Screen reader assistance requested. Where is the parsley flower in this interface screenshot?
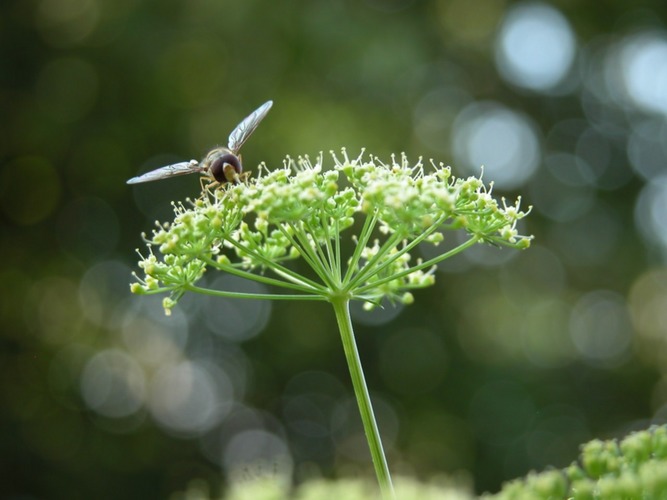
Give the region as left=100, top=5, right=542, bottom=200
left=131, top=149, right=532, bottom=498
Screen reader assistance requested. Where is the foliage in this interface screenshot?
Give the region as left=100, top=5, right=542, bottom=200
left=171, top=426, right=667, bottom=500
left=486, top=426, right=667, bottom=500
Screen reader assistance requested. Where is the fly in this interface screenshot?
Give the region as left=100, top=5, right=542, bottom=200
left=127, top=100, right=273, bottom=186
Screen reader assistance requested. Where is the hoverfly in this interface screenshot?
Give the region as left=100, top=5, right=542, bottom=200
left=127, top=100, right=273, bottom=186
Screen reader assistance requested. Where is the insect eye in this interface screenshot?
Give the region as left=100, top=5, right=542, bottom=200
left=210, top=154, right=242, bottom=183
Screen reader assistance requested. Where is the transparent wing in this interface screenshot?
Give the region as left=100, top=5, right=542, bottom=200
left=126, top=160, right=205, bottom=184
left=227, top=100, right=273, bottom=153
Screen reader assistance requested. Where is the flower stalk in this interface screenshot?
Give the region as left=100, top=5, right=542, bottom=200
left=130, top=150, right=532, bottom=496
left=331, top=296, right=394, bottom=499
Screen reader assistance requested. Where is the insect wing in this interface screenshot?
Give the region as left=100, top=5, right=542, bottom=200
left=127, top=160, right=204, bottom=184
left=227, top=100, right=273, bottom=153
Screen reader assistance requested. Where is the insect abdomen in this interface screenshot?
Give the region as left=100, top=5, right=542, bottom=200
left=210, top=154, right=242, bottom=183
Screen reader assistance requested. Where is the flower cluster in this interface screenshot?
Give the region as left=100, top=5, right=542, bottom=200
left=487, top=426, right=667, bottom=499
left=132, top=150, right=532, bottom=313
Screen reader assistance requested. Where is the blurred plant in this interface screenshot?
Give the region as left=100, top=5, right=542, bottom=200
left=484, top=425, right=667, bottom=499
left=170, top=425, right=667, bottom=499
left=131, top=149, right=532, bottom=498
left=172, top=475, right=475, bottom=500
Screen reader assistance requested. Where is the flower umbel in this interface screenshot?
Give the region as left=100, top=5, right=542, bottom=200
left=132, top=150, right=532, bottom=311
left=131, top=149, right=532, bottom=498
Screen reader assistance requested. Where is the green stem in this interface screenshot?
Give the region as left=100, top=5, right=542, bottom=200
left=304, top=219, right=337, bottom=280
left=334, top=217, right=344, bottom=280
left=354, top=235, right=479, bottom=295
left=220, top=236, right=325, bottom=291
left=347, top=212, right=451, bottom=290
left=343, top=211, right=379, bottom=285
left=330, top=297, right=395, bottom=499
left=282, top=223, right=337, bottom=289
left=184, top=283, right=327, bottom=301
left=346, top=230, right=404, bottom=290
left=316, top=213, right=341, bottom=284
left=200, top=255, right=326, bottom=294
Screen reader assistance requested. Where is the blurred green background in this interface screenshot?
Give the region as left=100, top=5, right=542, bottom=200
left=3, top=0, right=667, bottom=498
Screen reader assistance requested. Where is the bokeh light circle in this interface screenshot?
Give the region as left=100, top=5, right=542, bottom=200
left=495, top=2, right=576, bottom=92
left=203, top=275, right=271, bottom=342
left=635, top=175, right=667, bottom=251
left=80, top=349, right=146, bottom=418
left=619, top=32, right=667, bottom=116
left=627, top=118, right=667, bottom=182
left=452, top=102, right=541, bottom=189
left=148, top=360, right=234, bottom=436
left=223, top=430, right=292, bottom=474
left=569, top=290, right=632, bottom=366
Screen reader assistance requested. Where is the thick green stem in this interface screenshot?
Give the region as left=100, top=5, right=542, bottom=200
left=330, top=297, right=395, bottom=499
